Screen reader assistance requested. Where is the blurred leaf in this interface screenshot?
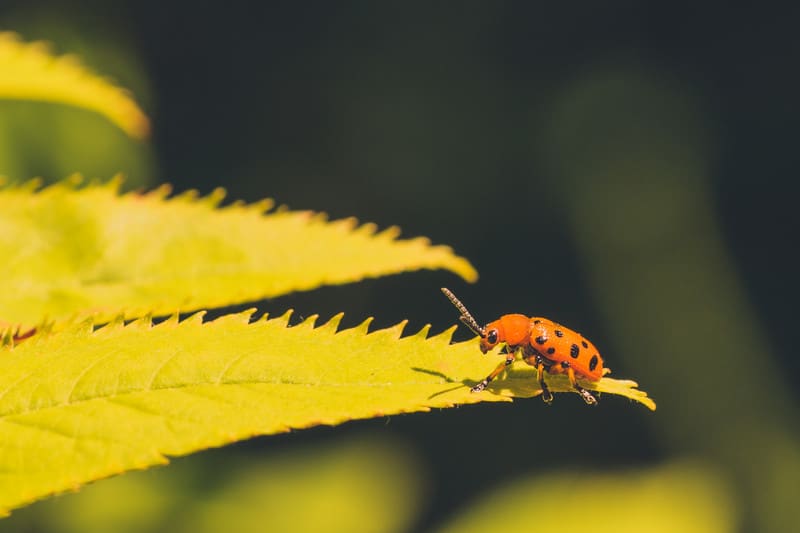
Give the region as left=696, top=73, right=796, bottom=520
left=0, top=309, right=653, bottom=515
left=0, top=100, right=155, bottom=188
left=0, top=436, right=421, bottom=533
left=0, top=178, right=477, bottom=328
left=538, top=69, right=800, bottom=532
left=435, top=462, right=737, bottom=533
left=0, top=32, right=149, bottom=139
left=3, top=466, right=180, bottom=533
left=177, top=438, right=421, bottom=533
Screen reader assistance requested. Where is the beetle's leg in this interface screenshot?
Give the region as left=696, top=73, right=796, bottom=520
left=564, top=363, right=597, bottom=405
left=471, top=349, right=515, bottom=392
left=535, top=356, right=553, bottom=404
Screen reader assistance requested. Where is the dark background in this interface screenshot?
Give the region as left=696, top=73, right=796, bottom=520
left=1, top=2, right=798, bottom=532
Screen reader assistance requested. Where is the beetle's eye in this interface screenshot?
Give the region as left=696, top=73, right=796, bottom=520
left=487, top=330, right=498, bottom=345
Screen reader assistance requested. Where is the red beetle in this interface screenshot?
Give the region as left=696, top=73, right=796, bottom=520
left=442, top=288, right=607, bottom=405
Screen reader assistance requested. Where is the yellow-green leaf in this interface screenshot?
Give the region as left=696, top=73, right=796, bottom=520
left=0, top=311, right=654, bottom=515
left=3, top=436, right=423, bottom=533
left=434, top=462, right=735, bottom=533
left=176, top=437, right=423, bottom=533
left=0, top=32, right=149, bottom=139
left=0, top=179, right=477, bottom=328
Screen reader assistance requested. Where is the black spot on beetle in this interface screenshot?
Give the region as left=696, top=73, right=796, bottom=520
left=554, top=329, right=564, bottom=338
left=547, top=347, right=556, bottom=355
left=589, top=355, right=599, bottom=371
left=560, top=361, right=570, bottom=368
left=581, top=340, right=588, bottom=349
left=570, top=344, right=580, bottom=358
left=535, top=335, right=547, bottom=345
left=533, top=319, right=541, bottom=324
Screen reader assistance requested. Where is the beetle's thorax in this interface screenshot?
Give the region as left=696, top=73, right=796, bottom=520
left=498, top=314, right=532, bottom=346
left=481, top=314, right=531, bottom=353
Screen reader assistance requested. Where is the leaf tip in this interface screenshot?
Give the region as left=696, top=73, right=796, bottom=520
left=273, top=309, right=294, bottom=328
left=150, top=183, right=173, bottom=199
left=130, top=313, right=154, bottom=329
left=356, top=221, right=379, bottom=236
left=588, top=376, right=657, bottom=411
left=297, top=314, right=320, bottom=329
left=103, top=313, right=127, bottom=330
left=444, top=252, right=479, bottom=283
left=430, top=324, right=459, bottom=344
left=380, top=319, right=408, bottom=339
left=184, top=310, right=208, bottom=324
left=320, top=312, right=345, bottom=332
left=21, top=177, right=44, bottom=192
left=251, top=198, right=275, bottom=213
left=412, top=323, right=432, bottom=338
left=65, top=173, right=84, bottom=188
left=377, top=225, right=402, bottom=240
left=354, top=316, right=374, bottom=333
left=175, top=188, right=199, bottom=202
left=157, top=312, right=181, bottom=327
left=205, top=187, right=227, bottom=207
left=211, top=309, right=257, bottom=325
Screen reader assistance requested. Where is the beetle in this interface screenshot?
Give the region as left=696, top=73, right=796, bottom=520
left=441, top=287, right=607, bottom=405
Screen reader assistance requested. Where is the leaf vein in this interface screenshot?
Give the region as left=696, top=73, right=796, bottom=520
left=215, top=352, right=250, bottom=384
left=66, top=350, right=119, bottom=404
left=0, top=379, right=416, bottom=419
left=145, top=350, right=182, bottom=392
left=0, top=370, right=36, bottom=405
left=3, top=417, right=82, bottom=442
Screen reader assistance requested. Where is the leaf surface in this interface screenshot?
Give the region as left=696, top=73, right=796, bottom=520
left=0, top=179, right=476, bottom=327
left=0, top=311, right=654, bottom=515
left=0, top=32, right=149, bottom=139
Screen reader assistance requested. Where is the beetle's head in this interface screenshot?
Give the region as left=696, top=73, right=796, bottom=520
left=479, top=321, right=503, bottom=354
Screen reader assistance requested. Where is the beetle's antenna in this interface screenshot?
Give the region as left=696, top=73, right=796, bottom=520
left=441, top=288, right=486, bottom=337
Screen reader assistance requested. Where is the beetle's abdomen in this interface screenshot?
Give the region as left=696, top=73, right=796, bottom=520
left=527, top=317, right=604, bottom=381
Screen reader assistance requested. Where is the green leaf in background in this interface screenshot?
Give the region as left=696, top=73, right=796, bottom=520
left=435, top=462, right=737, bottom=533
left=0, top=32, right=149, bottom=139
left=179, top=438, right=422, bottom=533
left=0, top=309, right=653, bottom=515
left=0, top=178, right=476, bottom=328
left=0, top=436, right=422, bottom=533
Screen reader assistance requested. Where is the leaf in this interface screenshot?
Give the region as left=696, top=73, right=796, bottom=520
left=434, top=462, right=735, bottom=533
left=0, top=32, right=149, bottom=139
left=2, top=436, right=423, bottom=533
left=178, top=437, right=423, bottom=533
left=0, top=311, right=654, bottom=515
left=0, top=178, right=477, bottom=328
left=489, top=363, right=657, bottom=411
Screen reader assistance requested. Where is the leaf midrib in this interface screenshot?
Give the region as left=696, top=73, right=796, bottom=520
left=0, top=375, right=460, bottom=419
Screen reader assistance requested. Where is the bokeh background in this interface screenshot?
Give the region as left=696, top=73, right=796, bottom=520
left=1, top=2, right=798, bottom=532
